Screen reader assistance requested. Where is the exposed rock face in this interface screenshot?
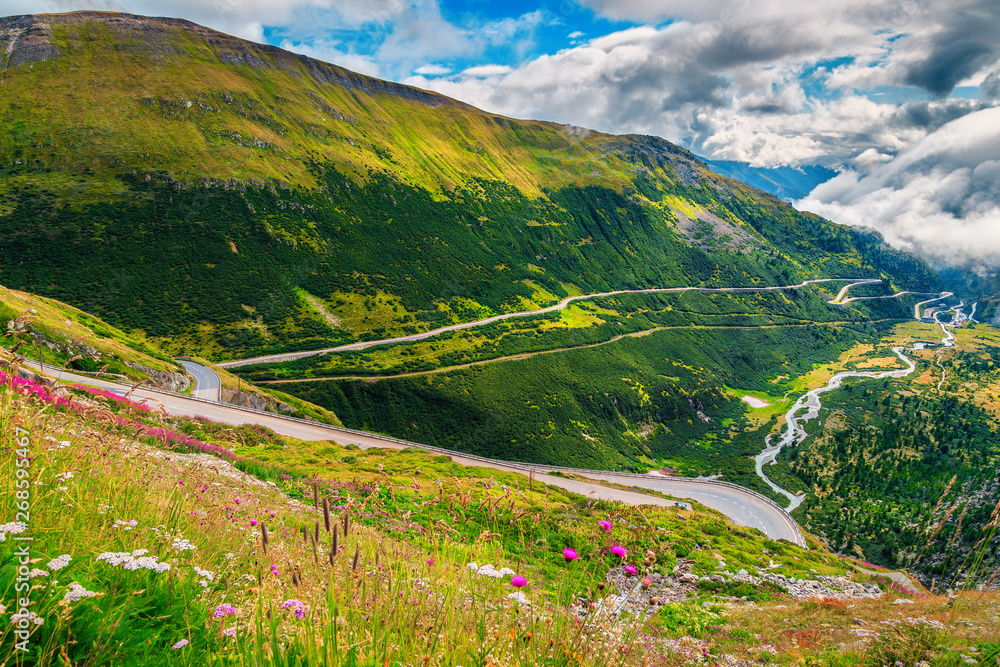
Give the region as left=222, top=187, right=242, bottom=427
left=221, top=388, right=293, bottom=414
left=125, top=362, right=191, bottom=393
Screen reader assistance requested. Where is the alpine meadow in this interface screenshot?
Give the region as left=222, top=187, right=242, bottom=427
left=1, top=10, right=999, bottom=667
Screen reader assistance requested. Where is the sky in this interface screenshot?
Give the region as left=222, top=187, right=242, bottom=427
left=6, top=0, right=1000, bottom=271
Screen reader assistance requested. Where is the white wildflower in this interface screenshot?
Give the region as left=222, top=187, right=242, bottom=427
left=10, top=611, right=44, bottom=626
left=97, top=551, right=170, bottom=573
left=26, top=569, right=48, bottom=579
left=64, top=583, right=97, bottom=602
left=171, top=538, right=196, bottom=551
left=47, top=555, right=72, bottom=571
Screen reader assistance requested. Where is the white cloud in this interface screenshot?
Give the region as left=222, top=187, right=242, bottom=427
left=460, top=64, right=513, bottom=78
left=798, top=106, right=1000, bottom=270
left=414, top=64, right=451, bottom=76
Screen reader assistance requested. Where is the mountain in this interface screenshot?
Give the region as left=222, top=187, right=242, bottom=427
left=703, top=159, right=838, bottom=202
left=0, top=12, right=936, bottom=355
left=0, top=12, right=946, bottom=483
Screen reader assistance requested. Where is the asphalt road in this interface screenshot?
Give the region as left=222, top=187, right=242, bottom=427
left=178, top=359, right=221, bottom=402
left=217, top=277, right=880, bottom=368
left=23, top=361, right=806, bottom=546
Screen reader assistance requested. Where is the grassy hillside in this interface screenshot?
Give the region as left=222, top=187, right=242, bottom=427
left=0, top=284, right=185, bottom=388
left=4, top=355, right=1000, bottom=665
left=0, top=12, right=938, bottom=359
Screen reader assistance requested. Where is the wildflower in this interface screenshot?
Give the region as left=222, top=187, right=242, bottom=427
left=47, top=555, right=72, bottom=570
left=26, top=569, right=48, bottom=579
left=270, top=564, right=280, bottom=576
left=213, top=603, right=237, bottom=618
left=222, top=626, right=236, bottom=637
left=96, top=551, right=170, bottom=573
left=598, top=520, right=612, bottom=532
left=0, top=521, right=27, bottom=542
left=10, top=612, right=43, bottom=626
left=625, top=565, right=637, bottom=575
left=281, top=599, right=308, bottom=619
left=611, top=545, right=627, bottom=558
left=64, top=583, right=97, bottom=602
left=511, top=576, right=528, bottom=588
left=508, top=591, right=530, bottom=606
left=641, top=577, right=652, bottom=588
left=249, top=519, right=258, bottom=527
left=172, top=538, right=196, bottom=551
left=172, top=639, right=189, bottom=649
left=563, top=548, right=578, bottom=562
left=645, top=550, right=656, bottom=560
left=427, top=558, right=434, bottom=565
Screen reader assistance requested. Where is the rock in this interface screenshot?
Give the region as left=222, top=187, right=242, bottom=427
left=126, top=362, right=192, bottom=393
left=221, top=388, right=294, bottom=414
left=892, top=598, right=915, bottom=605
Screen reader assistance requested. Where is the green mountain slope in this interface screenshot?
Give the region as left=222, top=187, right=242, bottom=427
left=0, top=12, right=937, bottom=357
left=0, top=11, right=946, bottom=475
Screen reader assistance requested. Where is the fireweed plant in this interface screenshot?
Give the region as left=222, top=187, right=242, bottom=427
left=2, top=361, right=999, bottom=666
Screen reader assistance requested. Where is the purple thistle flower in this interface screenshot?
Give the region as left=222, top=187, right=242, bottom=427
left=610, top=545, right=627, bottom=558
left=598, top=520, right=612, bottom=532
left=511, top=576, right=528, bottom=588
left=563, top=548, right=578, bottom=562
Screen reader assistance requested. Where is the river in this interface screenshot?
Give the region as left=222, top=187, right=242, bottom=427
left=754, top=293, right=959, bottom=511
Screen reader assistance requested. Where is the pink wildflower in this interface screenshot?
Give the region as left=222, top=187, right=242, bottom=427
left=511, top=576, right=528, bottom=588
left=598, top=520, right=612, bottom=532
left=281, top=599, right=308, bottom=619
left=563, top=548, right=578, bottom=562
left=625, top=564, right=637, bottom=575
left=610, top=545, right=627, bottom=558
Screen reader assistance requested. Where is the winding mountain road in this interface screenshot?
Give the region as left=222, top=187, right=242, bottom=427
left=217, top=278, right=882, bottom=369
left=178, top=358, right=221, bottom=402
left=25, top=360, right=806, bottom=546
left=24, top=279, right=951, bottom=548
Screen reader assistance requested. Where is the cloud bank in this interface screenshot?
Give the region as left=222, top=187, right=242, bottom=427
left=798, top=107, right=1000, bottom=271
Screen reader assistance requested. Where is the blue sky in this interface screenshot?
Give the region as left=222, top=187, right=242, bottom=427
left=4, top=0, right=1000, bottom=269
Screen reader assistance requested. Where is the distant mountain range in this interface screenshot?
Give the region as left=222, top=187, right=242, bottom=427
left=703, top=160, right=838, bottom=202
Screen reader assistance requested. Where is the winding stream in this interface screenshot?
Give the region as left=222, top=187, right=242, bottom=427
left=754, top=291, right=958, bottom=511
